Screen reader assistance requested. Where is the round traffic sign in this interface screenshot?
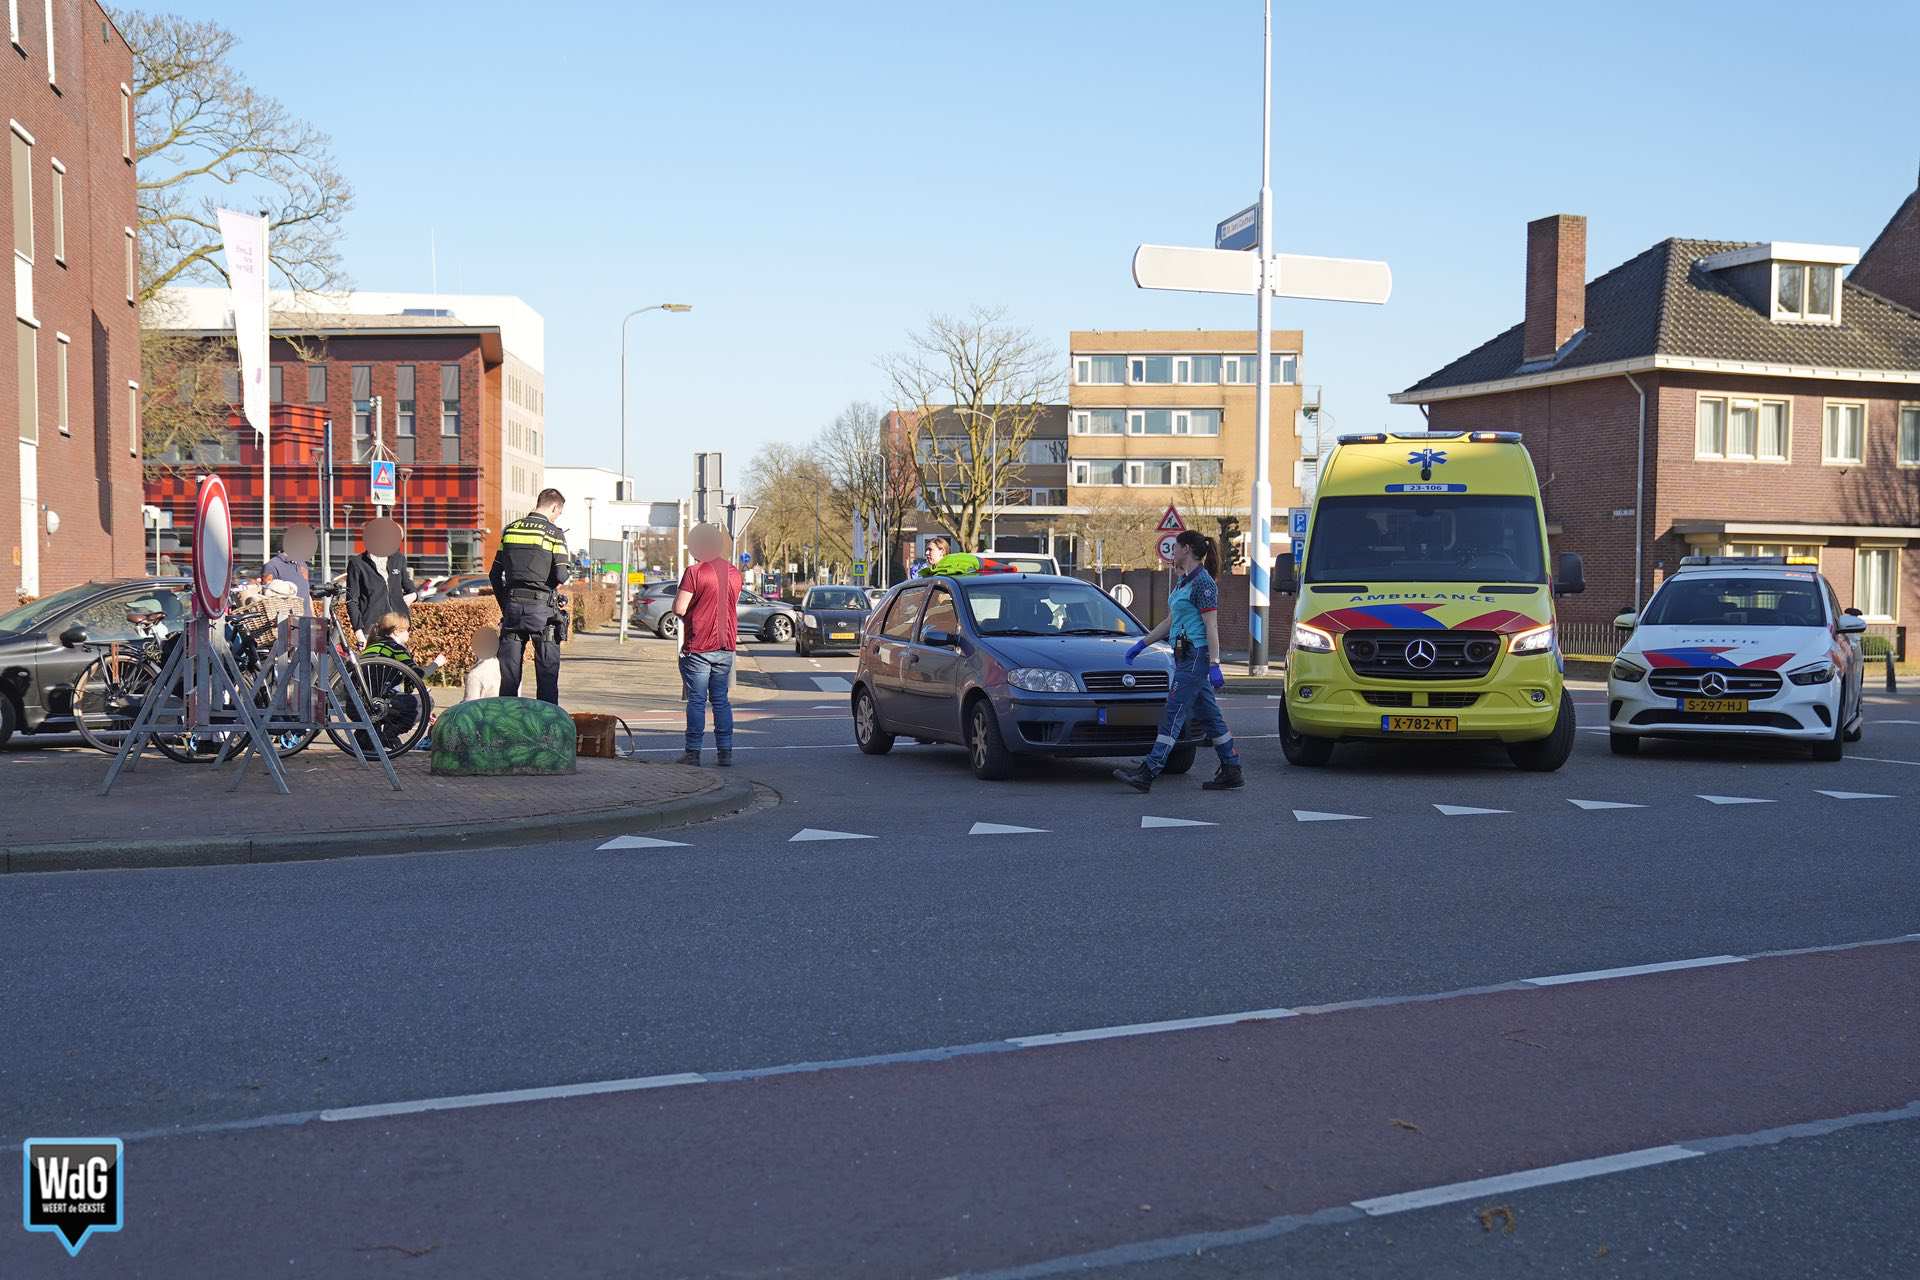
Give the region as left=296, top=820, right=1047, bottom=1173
left=1111, top=583, right=1136, bottom=608
left=1157, top=532, right=1180, bottom=562
left=192, top=475, right=233, bottom=617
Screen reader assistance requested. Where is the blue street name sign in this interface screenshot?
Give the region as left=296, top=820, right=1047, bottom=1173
left=1215, top=203, right=1259, bottom=252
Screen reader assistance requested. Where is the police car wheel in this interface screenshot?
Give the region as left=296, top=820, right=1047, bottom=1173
left=1812, top=713, right=1845, bottom=762
left=1609, top=732, right=1640, bottom=756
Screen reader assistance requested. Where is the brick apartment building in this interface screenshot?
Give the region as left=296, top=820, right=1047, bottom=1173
left=884, top=405, right=1069, bottom=566
left=3, top=0, right=142, bottom=602
left=1394, top=189, right=1920, bottom=649
left=149, top=290, right=546, bottom=574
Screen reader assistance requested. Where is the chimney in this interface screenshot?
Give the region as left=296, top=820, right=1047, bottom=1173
left=1524, top=214, right=1587, bottom=362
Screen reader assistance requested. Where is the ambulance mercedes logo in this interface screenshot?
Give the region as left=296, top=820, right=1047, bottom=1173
left=1405, top=639, right=1438, bottom=669
left=1702, top=671, right=1728, bottom=697
left=1121, top=673, right=1137, bottom=688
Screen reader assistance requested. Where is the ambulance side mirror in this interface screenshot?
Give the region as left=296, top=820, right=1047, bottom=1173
left=1553, top=552, right=1586, bottom=596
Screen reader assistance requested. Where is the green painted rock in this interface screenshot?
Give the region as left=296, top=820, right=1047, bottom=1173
left=430, top=697, right=578, bottom=776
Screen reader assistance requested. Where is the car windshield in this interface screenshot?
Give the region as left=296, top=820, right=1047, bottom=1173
left=805, top=588, right=869, bottom=610
left=961, top=580, right=1141, bottom=637
left=0, top=582, right=106, bottom=634
left=1640, top=576, right=1826, bottom=627
left=1304, top=495, right=1546, bottom=584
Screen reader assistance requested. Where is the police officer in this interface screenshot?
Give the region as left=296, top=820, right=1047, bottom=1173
left=490, top=487, right=570, bottom=703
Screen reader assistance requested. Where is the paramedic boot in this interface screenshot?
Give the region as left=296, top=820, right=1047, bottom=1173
left=1112, top=762, right=1154, bottom=793
left=1201, top=762, right=1245, bottom=791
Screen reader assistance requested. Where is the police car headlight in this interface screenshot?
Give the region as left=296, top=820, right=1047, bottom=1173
left=803, top=613, right=819, bottom=628
left=1610, top=657, right=1647, bottom=683
left=1007, top=667, right=1078, bottom=693
left=1509, top=624, right=1555, bottom=656
left=1291, top=622, right=1335, bottom=653
left=1786, top=660, right=1836, bottom=686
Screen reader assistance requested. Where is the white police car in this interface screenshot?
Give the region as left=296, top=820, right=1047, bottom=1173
left=1607, top=556, right=1867, bottom=760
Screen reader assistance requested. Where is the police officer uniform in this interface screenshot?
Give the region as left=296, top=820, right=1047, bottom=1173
left=489, top=511, right=570, bottom=703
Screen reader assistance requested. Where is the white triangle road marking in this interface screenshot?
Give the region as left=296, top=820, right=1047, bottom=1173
left=1140, top=815, right=1216, bottom=829
left=1567, top=799, right=1645, bottom=811
left=969, top=822, right=1049, bottom=835
left=1433, top=804, right=1510, bottom=816
left=1697, top=794, right=1774, bottom=805
left=1815, top=790, right=1896, bottom=800
left=789, top=828, right=876, bottom=842
left=1294, top=810, right=1367, bottom=822
left=597, top=835, right=690, bottom=850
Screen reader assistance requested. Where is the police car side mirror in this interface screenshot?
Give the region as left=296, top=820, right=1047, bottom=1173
left=1836, top=614, right=1869, bottom=636
left=1553, top=552, right=1586, bottom=596
left=1613, top=611, right=1637, bottom=632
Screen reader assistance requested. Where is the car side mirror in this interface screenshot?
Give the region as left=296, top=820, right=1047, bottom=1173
left=1553, top=552, right=1586, bottom=596
left=1843, top=607, right=1863, bottom=617
left=58, top=624, right=90, bottom=648
left=920, top=627, right=956, bottom=647
left=1836, top=614, right=1869, bottom=635
left=1613, top=611, right=1637, bottom=632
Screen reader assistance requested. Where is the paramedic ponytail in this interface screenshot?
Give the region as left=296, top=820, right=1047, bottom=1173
left=1174, top=529, right=1219, bottom=577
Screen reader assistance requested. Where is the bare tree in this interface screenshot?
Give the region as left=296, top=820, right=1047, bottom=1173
left=742, top=442, right=845, bottom=583
left=882, top=308, right=1061, bottom=552
left=814, top=400, right=917, bottom=583
left=1063, top=491, right=1160, bottom=571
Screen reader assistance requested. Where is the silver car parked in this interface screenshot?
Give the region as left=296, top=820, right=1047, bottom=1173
left=850, top=573, right=1204, bottom=780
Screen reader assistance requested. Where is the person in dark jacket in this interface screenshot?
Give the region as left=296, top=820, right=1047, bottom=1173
left=346, top=517, right=414, bottom=646
left=489, top=488, right=570, bottom=703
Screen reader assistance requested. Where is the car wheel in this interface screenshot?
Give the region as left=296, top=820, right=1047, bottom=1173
left=1507, top=689, right=1575, bottom=772
left=1162, top=744, right=1198, bottom=775
left=967, top=697, right=1014, bottom=780
left=1278, top=697, right=1334, bottom=767
left=1608, top=732, right=1640, bottom=756
left=767, top=615, right=794, bottom=643
left=853, top=687, right=894, bottom=755
left=1812, top=712, right=1845, bottom=762
left=656, top=613, right=680, bottom=642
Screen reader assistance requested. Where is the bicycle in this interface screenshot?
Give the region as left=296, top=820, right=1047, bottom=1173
left=69, top=611, right=171, bottom=754
left=308, top=584, right=434, bottom=758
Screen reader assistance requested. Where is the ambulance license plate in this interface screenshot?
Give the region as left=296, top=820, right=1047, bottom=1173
left=1683, top=697, right=1747, bottom=713
left=1381, top=715, right=1457, bottom=733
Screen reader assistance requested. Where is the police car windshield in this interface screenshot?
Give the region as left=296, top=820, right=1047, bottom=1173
left=1640, top=576, right=1825, bottom=628
left=962, top=580, right=1142, bottom=637
left=1304, top=495, right=1545, bottom=584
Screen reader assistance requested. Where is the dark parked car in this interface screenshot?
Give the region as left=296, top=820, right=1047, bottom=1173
left=796, top=586, right=873, bottom=656
left=0, top=578, right=193, bottom=745
left=423, top=574, right=493, bottom=602
left=850, top=573, right=1203, bottom=780
left=628, top=580, right=801, bottom=644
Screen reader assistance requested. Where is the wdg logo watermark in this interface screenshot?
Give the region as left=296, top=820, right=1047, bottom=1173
left=22, top=1138, right=122, bottom=1256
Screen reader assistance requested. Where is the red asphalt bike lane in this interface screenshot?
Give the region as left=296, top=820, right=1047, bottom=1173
left=7, top=943, right=1916, bottom=1279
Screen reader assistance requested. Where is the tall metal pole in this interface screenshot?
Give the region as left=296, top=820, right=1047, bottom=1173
left=1249, top=0, right=1275, bottom=675
left=259, top=214, right=272, bottom=568
left=320, top=419, right=334, bottom=582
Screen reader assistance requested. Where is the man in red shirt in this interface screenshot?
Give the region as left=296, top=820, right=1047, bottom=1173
left=672, top=524, right=744, bottom=766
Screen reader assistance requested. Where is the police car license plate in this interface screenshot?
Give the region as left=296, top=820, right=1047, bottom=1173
left=1683, top=697, right=1747, bottom=714
left=1381, top=715, right=1457, bottom=733
left=830, top=632, right=855, bottom=641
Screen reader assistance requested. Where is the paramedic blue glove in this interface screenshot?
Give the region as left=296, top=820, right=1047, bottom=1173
left=1125, top=639, right=1148, bottom=665
left=1208, top=663, right=1225, bottom=690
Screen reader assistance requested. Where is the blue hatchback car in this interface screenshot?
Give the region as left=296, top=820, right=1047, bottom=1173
left=850, top=573, right=1206, bottom=780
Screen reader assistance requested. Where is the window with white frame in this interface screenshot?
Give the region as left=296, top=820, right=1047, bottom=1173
left=1222, top=355, right=1257, bottom=384
left=1774, top=262, right=1838, bottom=323
left=439, top=363, right=461, bottom=439
left=1727, top=542, right=1818, bottom=563
left=1019, top=437, right=1065, bottom=464
left=1696, top=395, right=1788, bottom=461
left=1272, top=352, right=1298, bottom=383
left=1189, top=458, right=1223, bottom=485
left=123, top=227, right=135, bottom=302
left=1822, top=401, right=1865, bottom=464
left=53, top=331, right=67, bottom=434
left=1128, top=409, right=1176, bottom=435
left=49, top=158, right=63, bottom=263
left=1071, top=408, right=1126, bottom=435
left=1695, top=397, right=1725, bottom=456
left=120, top=85, right=131, bottom=162
left=42, top=0, right=54, bottom=85
left=1900, top=404, right=1919, bottom=466
left=12, top=126, right=33, bottom=266
left=127, top=380, right=139, bottom=457
left=1129, top=459, right=1183, bottom=486
left=1073, top=354, right=1126, bottom=385
left=16, top=318, right=37, bottom=444
left=1072, top=458, right=1126, bottom=486
left=1856, top=547, right=1898, bottom=620
left=1128, top=355, right=1174, bottom=384
left=1174, top=355, right=1221, bottom=384
left=1184, top=408, right=1221, bottom=436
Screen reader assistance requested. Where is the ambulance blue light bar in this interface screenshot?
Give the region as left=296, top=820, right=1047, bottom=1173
left=1337, top=430, right=1524, bottom=445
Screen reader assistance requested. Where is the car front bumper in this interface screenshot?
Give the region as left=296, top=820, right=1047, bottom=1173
left=1608, top=678, right=1839, bottom=740
left=1283, top=649, right=1563, bottom=743
left=996, top=691, right=1207, bottom=758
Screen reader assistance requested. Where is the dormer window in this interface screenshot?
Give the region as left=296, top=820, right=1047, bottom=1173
left=1775, top=263, right=1836, bottom=323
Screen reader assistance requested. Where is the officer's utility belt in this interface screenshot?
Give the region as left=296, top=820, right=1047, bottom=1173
left=508, top=588, right=551, bottom=602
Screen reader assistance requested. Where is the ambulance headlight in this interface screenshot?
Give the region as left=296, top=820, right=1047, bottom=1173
left=1509, top=624, right=1555, bottom=656
left=1292, top=622, right=1335, bottom=653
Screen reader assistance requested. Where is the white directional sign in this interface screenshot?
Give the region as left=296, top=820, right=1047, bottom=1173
left=1132, top=244, right=1392, bottom=305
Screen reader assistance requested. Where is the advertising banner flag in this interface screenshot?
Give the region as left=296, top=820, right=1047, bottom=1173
left=217, top=209, right=271, bottom=441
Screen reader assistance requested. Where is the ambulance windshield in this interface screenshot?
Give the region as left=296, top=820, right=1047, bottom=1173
left=1304, top=495, right=1546, bottom=584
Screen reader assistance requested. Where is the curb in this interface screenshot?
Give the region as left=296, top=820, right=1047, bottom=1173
left=2, top=776, right=758, bottom=875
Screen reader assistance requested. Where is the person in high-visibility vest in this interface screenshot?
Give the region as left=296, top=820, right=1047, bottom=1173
left=489, top=488, right=571, bottom=703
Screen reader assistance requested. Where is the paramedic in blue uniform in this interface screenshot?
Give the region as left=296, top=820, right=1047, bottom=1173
left=1113, top=528, right=1243, bottom=793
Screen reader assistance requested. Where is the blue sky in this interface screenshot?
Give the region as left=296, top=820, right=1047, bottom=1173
left=162, top=0, right=1919, bottom=490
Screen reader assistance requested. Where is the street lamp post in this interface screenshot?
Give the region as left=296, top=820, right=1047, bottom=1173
left=400, top=467, right=413, bottom=545
left=618, top=301, right=692, bottom=644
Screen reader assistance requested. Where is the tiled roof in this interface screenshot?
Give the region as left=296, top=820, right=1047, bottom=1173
left=1400, top=237, right=1920, bottom=397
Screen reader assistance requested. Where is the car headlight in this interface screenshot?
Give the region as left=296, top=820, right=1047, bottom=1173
left=1006, top=667, right=1078, bottom=694
left=1786, top=660, right=1835, bottom=686
left=803, top=613, right=819, bottom=627
left=1292, top=622, right=1335, bottom=653
left=1610, top=657, right=1646, bottom=683
left=1509, top=624, right=1555, bottom=656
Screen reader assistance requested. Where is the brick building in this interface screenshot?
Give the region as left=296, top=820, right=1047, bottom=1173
left=886, top=405, right=1069, bottom=566
left=149, top=290, right=545, bottom=574
left=4, top=0, right=142, bottom=602
left=1394, top=191, right=1920, bottom=650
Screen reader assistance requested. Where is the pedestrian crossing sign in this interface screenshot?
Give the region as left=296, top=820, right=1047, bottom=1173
left=1157, top=505, right=1185, bottom=534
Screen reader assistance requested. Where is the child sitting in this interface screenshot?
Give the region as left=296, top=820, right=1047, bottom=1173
left=464, top=625, right=503, bottom=701
left=362, top=612, right=447, bottom=745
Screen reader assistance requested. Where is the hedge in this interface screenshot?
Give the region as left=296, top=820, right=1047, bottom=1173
left=325, top=584, right=612, bottom=686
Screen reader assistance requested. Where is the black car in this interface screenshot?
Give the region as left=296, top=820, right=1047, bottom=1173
left=796, top=586, right=873, bottom=656
left=0, top=578, right=193, bottom=745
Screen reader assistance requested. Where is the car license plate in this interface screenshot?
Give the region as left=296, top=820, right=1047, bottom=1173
left=830, top=632, right=855, bottom=641
left=1099, top=703, right=1162, bottom=727
left=1683, top=697, right=1748, bottom=713
left=1381, top=715, right=1457, bottom=733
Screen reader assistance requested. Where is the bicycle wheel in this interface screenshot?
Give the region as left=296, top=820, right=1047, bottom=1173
left=215, top=663, right=321, bottom=760
left=72, top=652, right=161, bottom=753
left=324, top=656, right=433, bottom=758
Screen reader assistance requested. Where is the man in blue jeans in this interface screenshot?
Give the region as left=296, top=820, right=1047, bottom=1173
left=673, top=523, right=743, bottom=766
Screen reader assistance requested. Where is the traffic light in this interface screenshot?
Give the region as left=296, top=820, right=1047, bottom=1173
left=1216, top=515, right=1247, bottom=568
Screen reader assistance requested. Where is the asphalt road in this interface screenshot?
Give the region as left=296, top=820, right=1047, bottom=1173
left=3, top=638, right=1917, bottom=1277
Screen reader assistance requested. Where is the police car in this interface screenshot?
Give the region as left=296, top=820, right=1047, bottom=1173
left=1607, top=556, right=1868, bottom=760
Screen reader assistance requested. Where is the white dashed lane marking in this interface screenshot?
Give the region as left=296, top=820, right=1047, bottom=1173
left=1141, top=816, right=1215, bottom=829
left=1433, top=804, right=1509, bottom=817
left=1697, top=794, right=1774, bottom=805
left=1293, top=810, right=1367, bottom=823
left=1816, top=790, right=1896, bottom=800
left=968, top=822, right=1049, bottom=836
left=1567, top=799, right=1644, bottom=810
left=809, top=676, right=853, bottom=693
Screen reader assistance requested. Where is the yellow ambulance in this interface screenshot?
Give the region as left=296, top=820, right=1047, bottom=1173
left=1281, top=430, right=1584, bottom=771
